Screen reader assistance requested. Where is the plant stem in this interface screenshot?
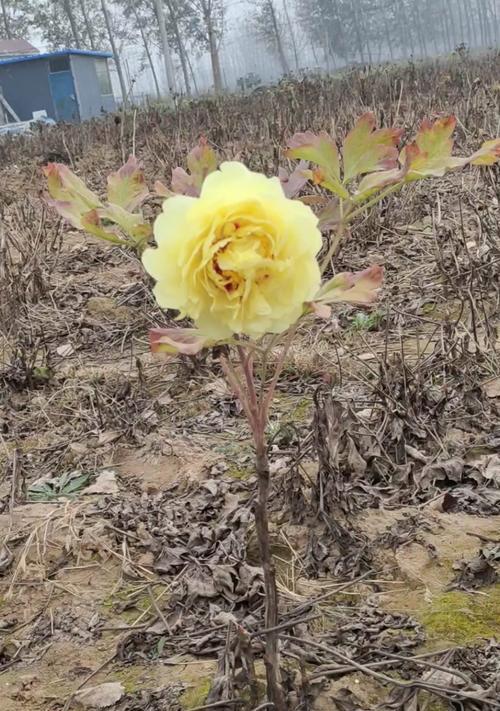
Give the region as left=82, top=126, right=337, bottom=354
left=343, top=182, right=404, bottom=224
left=233, top=347, right=288, bottom=710
left=253, top=432, right=287, bottom=711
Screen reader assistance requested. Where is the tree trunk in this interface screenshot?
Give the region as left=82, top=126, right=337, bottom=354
left=351, top=4, right=366, bottom=62
left=153, top=0, right=177, bottom=95
left=413, top=1, right=428, bottom=57
left=100, top=0, right=128, bottom=105
left=456, top=0, right=466, bottom=43
left=130, top=1, right=161, bottom=100
left=441, top=7, right=452, bottom=51
left=1, top=0, right=11, bottom=39
left=185, top=48, right=200, bottom=94
left=63, top=0, right=82, bottom=48
left=490, top=0, right=499, bottom=42
left=445, top=0, right=458, bottom=48
left=165, top=0, right=191, bottom=95
left=281, top=0, right=299, bottom=70
left=476, top=0, right=486, bottom=45
left=201, top=0, right=223, bottom=93
left=268, top=0, right=289, bottom=75
left=78, top=0, right=97, bottom=50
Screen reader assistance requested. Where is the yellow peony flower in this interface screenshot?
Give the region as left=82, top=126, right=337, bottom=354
left=142, top=162, right=322, bottom=339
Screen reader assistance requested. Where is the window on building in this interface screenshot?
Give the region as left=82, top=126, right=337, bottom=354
left=95, top=59, right=112, bottom=95
left=49, top=55, right=70, bottom=73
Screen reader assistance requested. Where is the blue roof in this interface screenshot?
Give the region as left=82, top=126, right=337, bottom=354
left=0, top=48, right=112, bottom=67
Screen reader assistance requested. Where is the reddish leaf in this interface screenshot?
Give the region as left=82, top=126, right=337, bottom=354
left=99, top=204, right=152, bottom=243
left=278, top=160, right=309, bottom=198
left=401, top=116, right=464, bottom=180
left=186, top=137, right=218, bottom=189
left=317, top=199, right=341, bottom=230
left=154, top=180, right=172, bottom=197
left=107, top=156, right=148, bottom=211
left=316, top=265, right=384, bottom=306
left=43, top=162, right=101, bottom=213
left=171, top=166, right=199, bottom=196
left=287, top=131, right=349, bottom=198
left=468, top=138, right=500, bottom=166
left=309, top=302, right=332, bottom=319
left=355, top=145, right=414, bottom=199
left=80, top=209, right=123, bottom=244
left=342, top=112, right=402, bottom=182
left=149, top=328, right=212, bottom=356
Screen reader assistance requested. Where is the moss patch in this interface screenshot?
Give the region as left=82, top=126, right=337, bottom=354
left=113, top=666, right=150, bottom=694
left=179, top=677, right=211, bottom=709
left=226, top=465, right=252, bottom=480
left=421, top=586, right=500, bottom=646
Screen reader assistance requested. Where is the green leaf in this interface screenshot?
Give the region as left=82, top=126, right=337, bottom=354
left=60, top=472, right=90, bottom=495
left=80, top=210, right=124, bottom=244
left=27, top=471, right=91, bottom=502
left=100, top=204, right=152, bottom=244
left=342, top=112, right=402, bottom=182
left=316, top=265, right=384, bottom=306
left=468, top=138, right=500, bottom=166
left=186, top=138, right=218, bottom=190
left=43, top=162, right=102, bottom=213
left=401, top=116, right=464, bottom=181
left=287, top=131, right=349, bottom=199
left=107, top=156, right=149, bottom=211
left=149, top=328, right=215, bottom=356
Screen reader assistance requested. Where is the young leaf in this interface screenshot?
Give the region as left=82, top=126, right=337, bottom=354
left=317, top=199, right=342, bottom=230
left=154, top=180, right=172, bottom=197
left=342, top=112, right=402, bottom=183
left=355, top=166, right=406, bottom=200
left=287, top=131, right=349, bottom=198
left=468, top=138, right=500, bottom=166
left=186, top=137, right=218, bottom=190
left=316, top=265, right=383, bottom=306
left=43, top=163, right=102, bottom=213
left=149, top=328, right=213, bottom=356
left=80, top=210, right=124, bottom=244
left=278, top=160, right=309, bottom=198
left=354, top=145, right=414, bottom=200
left=401, top=116, right=464, bottom=180
left=100, top=204, right=152, bottom=244
left=309, top=302, right=332, bottom=319
left=171, top=166, right=199, bottom=196
left=107, top=156, right=149, bottom=211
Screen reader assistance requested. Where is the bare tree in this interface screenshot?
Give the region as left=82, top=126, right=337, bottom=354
left=253, top=0, right=289, bottom=75
left=78, top=0, right=97, bottom=49
left=165, top=0, right=191, bottom=95
left=1, top=0, right=12, bottom=38
left=281, top=0, right=299, bottom=70
left=153, top=0, right=177, bottom=94
left=128, top=0, right=162, bottom=99
left=100, top=0, right=128, bottom=104
left=63, top=0, right=82, bottom=47
left=186, top=0, right=224, bottom=92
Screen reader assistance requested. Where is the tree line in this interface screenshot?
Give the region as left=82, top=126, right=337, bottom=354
left=0, top=0, right=224, bottom=100
left=255, top=0, right=500, bottom=74
left=1, top=0, right=499, bottom=101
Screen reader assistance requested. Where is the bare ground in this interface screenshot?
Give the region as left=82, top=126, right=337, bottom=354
left=0, top=55, right=499, bottom=710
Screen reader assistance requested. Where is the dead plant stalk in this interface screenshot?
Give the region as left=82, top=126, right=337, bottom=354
left=221, top=336, right=296, bottom=711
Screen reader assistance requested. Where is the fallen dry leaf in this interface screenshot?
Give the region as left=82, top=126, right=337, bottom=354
left=97, top=430, right=122, bottom=446
left=73, top=682, right=124, bottom=709
left=84, top=469, right=119, bottom=495
left=484, top=377, right=500, bottom=398
left=56, top=343, right=75, bottom=357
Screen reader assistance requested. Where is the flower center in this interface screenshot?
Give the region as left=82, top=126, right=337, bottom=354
left=210, top=221, right=274, bottom=295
